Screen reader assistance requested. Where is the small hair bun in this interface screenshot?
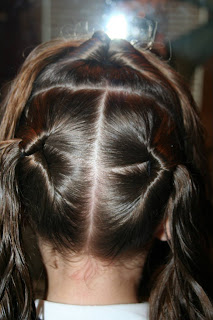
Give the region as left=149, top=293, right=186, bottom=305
left=92, top=31, right=110, bottom=45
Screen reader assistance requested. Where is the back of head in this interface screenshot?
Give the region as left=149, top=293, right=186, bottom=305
left=0, top=31, right=212, bottom=319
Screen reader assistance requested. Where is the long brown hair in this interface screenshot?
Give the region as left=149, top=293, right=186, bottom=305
left=0, top=31, right=212, bottom=319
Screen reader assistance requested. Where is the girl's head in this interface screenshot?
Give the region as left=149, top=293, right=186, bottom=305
left=0, top=31, right=212, bottom=319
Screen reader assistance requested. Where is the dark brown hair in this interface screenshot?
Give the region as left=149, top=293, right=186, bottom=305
left=0, top=31, right=212, bottom=319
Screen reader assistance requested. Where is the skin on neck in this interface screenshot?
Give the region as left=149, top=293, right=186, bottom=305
left=39, top=241, right=145, bottom=305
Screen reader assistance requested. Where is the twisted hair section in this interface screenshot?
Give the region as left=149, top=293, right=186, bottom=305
left=150, top=165, right=213, bottom=320
left=0, top=140, right=35, bottom=319
left=0, top=32, right=212, bottom=319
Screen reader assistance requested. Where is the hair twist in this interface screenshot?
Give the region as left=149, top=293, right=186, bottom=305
left=19, top=134, right=47, bottom=157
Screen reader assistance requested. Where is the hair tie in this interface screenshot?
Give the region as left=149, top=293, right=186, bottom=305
left=19, top=135, right=46, bottom=158
left=147, top=160, right=151, bottom=176
left=20, top=149, right=26, bottom=158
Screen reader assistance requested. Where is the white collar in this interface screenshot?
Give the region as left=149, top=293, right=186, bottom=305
left=36, top=300, right=149, bottom=320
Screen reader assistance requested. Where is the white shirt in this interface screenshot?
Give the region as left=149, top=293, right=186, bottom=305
left=36, top=300, right=149, bottom=320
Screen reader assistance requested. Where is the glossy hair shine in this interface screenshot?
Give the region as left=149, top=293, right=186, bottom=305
left=0, top=32, right=212, bottom=319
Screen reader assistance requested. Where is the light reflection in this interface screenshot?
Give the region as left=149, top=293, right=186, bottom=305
left=106, top=14, right=128, bottom=40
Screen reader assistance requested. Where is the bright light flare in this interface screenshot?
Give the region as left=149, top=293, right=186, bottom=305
left=106, top=14, right=128, bottom=40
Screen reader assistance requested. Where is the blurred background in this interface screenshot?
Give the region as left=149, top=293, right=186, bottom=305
left=0, top=0, right=213, bottom=295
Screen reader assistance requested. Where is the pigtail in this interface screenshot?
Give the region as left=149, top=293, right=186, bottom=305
left=0, top=38, right=77, bottom=319
left=150, top=165, right=213, bottom=320
left=0, top=140, right=36, bottom=319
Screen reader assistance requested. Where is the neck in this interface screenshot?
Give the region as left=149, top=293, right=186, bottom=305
left=46, top=261, right=140, bottom=305
left=40, top=244, right=144, bottom=305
